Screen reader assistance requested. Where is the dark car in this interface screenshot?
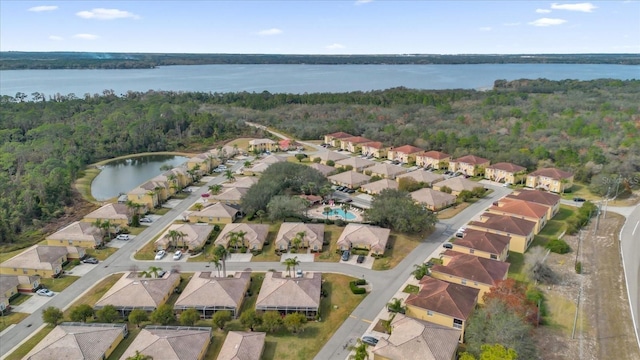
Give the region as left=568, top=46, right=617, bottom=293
left=82, top=257, right=99, bottom=264
left=442, top=243, right=453, bottom=249
left=347, top=189, right=355, bottom=194
left=357, top=254, right=365, bottom=264
left=362, top=336, right=379, bottom=346
left=341, top=250, right=350, bottom=261
left=574, top=197, right=586, bottom=202
left=344, top=198, right=353, bottom=203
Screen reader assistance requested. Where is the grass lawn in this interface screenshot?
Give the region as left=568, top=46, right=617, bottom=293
left=0, top=248, right=26, bottom=263
left=316, top=225, right=347, bottom=263
left=85, top=246, right=118, bottom=261
left=164, top=273, right=193, bottom=307
left=507, top=252, right=527, bottom=282
left=106, top=327, right=140, bottom=360
left=372, top=231, right=426, bottom=270
left=0, top=312, right=29, bottom=333
left=403, top=284, right=419, bottom=294
left=126, top=227, right=146, bottom=236
left=151, top=207, right=171, bottom=216
left=40, top=275, right=80, bottom=293
left=560, top=183, right=600, bottom=201
left=543, top=292, right=587, bottom=334
left=437, top=202, right=470, bottom=220
left=532, top=206, right=575, bottom=248
left=134, top=230, right=165, bottom=260
left=225, top=138, right=252, bottom=152
left=250, top=222, right=284, bottom=263
left=9, top=293, right=32, bottom=306
left=6, top=326, right=55, bottom=360
left=63, top=274, right=123, bottom=318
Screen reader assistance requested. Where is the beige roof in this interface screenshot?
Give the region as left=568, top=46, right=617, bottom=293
left=308, top=163, right=337, bottom=176
left=419, top=150, right=451, bottom=160
left=209, top=145, right=238, bottom=157
left=433, top=176, right=481, bottom=193
left=313, top=151, right=349, bottom=162
left=487, top=162, right=526, bottom=173
left=95, top=272, right=179, bottom=309
left=396, top=171, right=445, bottom=185
left=223, top=176, right=259, bottom=189
left=453, top=154, right=490, bottom=166
left=328, top=171, right=371, bottom=187
left=275, top=223, right=325, bottom=250
left=258, top=154, right=289, bottom=165
left=190, top=203, right=239, bottom=219
left=211, top=187, right=247, bottom=202
left=249, top=138, right=276, bottom=145
left=25, top=323, right=127, bottom=360
left=155, top=223, right=214, bottom=250
left=119, top=327, right=212, bottom=360
left=215, top=223, right=270, bottom=249
left=410, top=188, right=456, bottom=208
left=0, top=275, right=20, bottom=297
left=217, top=331, right=266, bottom=360
left=1, top=245, right=69, bottom=271
left=335, top=157, right=376, bottom=170
left=256, top=272, right=321, bottom=310
left=245, top=162, right=271, bottom=173
left=128, top=179, right=166, bottom=196
left=360, top=179, right=398, bottom=194
left=175, top=272, right=250, bottom=310
left=391, top=145, right=424, bottom=155
left=84, top=203, right=129, bottom=221
left=366, top=163, right=407, bottom=178
left=47, top=221, right=102, bottom=245
left=372, top=314, right=460, bottom=360
left=336, top=224, right=390, bottom=253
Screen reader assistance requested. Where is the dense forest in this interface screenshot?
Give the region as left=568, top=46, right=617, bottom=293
left=1, top=52, right=639, bottom=69
left=1, top=79, right=638, bottom=246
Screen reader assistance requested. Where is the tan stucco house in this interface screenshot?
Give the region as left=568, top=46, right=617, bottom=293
left=485, top=162, right=527, bottom=184
left=448, top=155, right=490, bottom=176
left=467, top=213, right=537, bottom=253
left=336, top=224, right=390, bottom=255
left=416, top=150, right=452, bottom=169
left=526, top=167, right=574, bottom=193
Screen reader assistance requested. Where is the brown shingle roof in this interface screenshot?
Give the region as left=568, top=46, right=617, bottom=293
left=211, top=187, right=248, bottom=202
left=256, top=272, right=321, bottom=310
left=175, top=272, right=250, bottom=310
left=119, top=327, right=212, bottom=360
left=361, top=141, right=386, bottom=149
left=507, top=189, right=560, bottom=206
left=335, top=157, right=376, bottom=169
left=366, top=163, right=407, bottom=178
left=453, top=154, right=490, bottom=165
left=328, top=171, right=372, bottom=187
left=528, top=167, right=573, bottom=180
left=487, top=162, right=526, bottom=173
left=25, top=323, right=127, bottom=360
left=419, top=150, right=451, bottom=160
left=405, top=277, right=479, bottom=320
left=342, top=136, right=374, bottom=144
left=155, top=223, right=214, bottom=250
left=392, top=145, right=424, bottom=155
left=326, top=131, right=354, bottom=139
left=469, top=213, right=536, bottom=236
left=454, top=229, right=510, bottom=255
left=217, top=331, right=266, bottom=360
left=84, top=203, right=130, bottom=221
left=360, top=179, right=398, bottom=194
left=314, top=151, right=349, bottom=162
left=223, top=176, right=259, bottom=189
left=433, top=177, right=480, bottom=192
left=432, top=252, right=510, bottom=285
left=190, top=202, right=239, bottom=219
left=489, top=198, right=548, bottom=219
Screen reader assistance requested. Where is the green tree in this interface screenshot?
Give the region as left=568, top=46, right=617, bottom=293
left=224, top=169, right=235, bottom=182
left=240, top=309, right=262, bottom=331
left=479, top=344, right=518, bottom=360
left=255, top=209, right=266, bottom=224
left=365, top=189, right=437, bottom=233
left=386, top=297, right=406, bottom=314
left=128, top=309, right=148, bottom=328
left=150, top=304, right=175, bottom=325
left=214, top=245, right=230, bottom=277
left=208, top=184, right=222, bottom=195
left=96, top=305, right=119, bottom=323
left=283, top=256, right=300, bottom=277
left=70, top=304, right=95, bottom=322
left=179, top=308, right=201, bottom=326
left=261, top=311, right=282, bottom=332
left=266, top=195, right=308, bottom=222
left=211, top=310, right=232, bottom=330
left=42, top=306, right=64, bottom=326
left=209, top=255, right=222, bottom=277
left=324, top=206, right=332, bottom=220
left=348, top=338, right=369, bottom=360
left=140, top=266, right=163, bottom=278
left=164, top=229, right=187, bottom=249
left=283, top=312, right=307, bottom=333
left=295, top=153, right=306, bottom=162
left=125, top=350, right=153, bottom=360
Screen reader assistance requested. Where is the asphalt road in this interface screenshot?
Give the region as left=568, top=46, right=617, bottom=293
left=618, top=204, right=640, bottom=350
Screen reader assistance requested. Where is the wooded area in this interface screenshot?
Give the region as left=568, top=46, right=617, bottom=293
left=1, top=79, right=638, bottom=247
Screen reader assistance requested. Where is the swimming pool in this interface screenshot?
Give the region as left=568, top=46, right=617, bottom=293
left=322, top=208, right=357, bottom=220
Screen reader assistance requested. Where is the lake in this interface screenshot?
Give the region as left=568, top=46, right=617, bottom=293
left=91, top=155, right=189, bottom=201
left=1, top=63, right=638, bottom=97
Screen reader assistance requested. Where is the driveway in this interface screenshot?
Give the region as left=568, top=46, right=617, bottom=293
left=107, top=236, right=136, bottom=248
left=162, top=199, right=182, bottom=209
left=64, top=263, right=98, bottom=276
left=11, top=294, right=54, bottom=314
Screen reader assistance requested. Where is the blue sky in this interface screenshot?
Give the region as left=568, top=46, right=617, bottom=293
left=1, top=1, right=638, bottom=54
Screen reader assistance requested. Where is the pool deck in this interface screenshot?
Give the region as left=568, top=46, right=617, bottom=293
left=308, top=205, right=365, bottom=222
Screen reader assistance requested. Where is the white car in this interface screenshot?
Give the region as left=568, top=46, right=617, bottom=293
left=154, top=250, right=166, bottom=260
left=116, top=234, right=131, bottom=240
left=173, top=250, right=182, bottom=260
left=36, top=288, right=54, bottom=297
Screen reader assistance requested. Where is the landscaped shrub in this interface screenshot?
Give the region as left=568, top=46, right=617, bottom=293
left=575, top=261, right=582, bottom=274
left=324, top=219, right=335, bottom=225
left=546, top=239, right=571, bottom=254
left=335, top=219, right=346, bottom=227
left=355, top=278, right=367, bottom=286
left=349, top=281, right=366, bottom=294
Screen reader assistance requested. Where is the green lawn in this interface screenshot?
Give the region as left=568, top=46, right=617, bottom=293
left=85, top=246, right=118, bottom=261
left=507, top=252, right=527, bottom=282
left=0, top=248, right=26, bottom=263
left=40, top=275, right=80, bottom=292
left=63, top=274, right=123, bottom=318
left=9, top=293, right=31, bottom=306
left=5, top=326, right=54, bottom=360
left=372, top=231, right=426, bottom=270
left=403, top=284, right=419, bottom=294
left=0, top=312, right=29, bottom=333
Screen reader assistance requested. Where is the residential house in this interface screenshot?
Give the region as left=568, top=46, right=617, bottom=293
left=328, top=171, right=372, bottom=189
left=255, top=271, right=321, bottom=319
left=127, top=180, right=165, bottom=209
left=467, top=213, right=537, bottom=253
left=0, top=275, right=19, bottom=312
left=340, top=136, right=374, bottom=153
left=365, top=163, right=408, bottom=179
left=175, top=271, right=251, bottom=318
left=416, top=151, right=452, bottom=170
left=405, top=276, right=479, bottom=342
left=243, top=162, right=271, bottom=176
left=119, top=326, right=212, bottom=360
left=218, top=331, right=266, bottom=360
left=507, top=189, right=561, bottom=220
left=396, top=171, right=445, bottom=187
left=448, top=155, right=490, bottom=177
left=410, top=188, right=456, bottom=211
left=155, top=223, right=214, bottom=251
left=430, top=251, right=510, bottom=303
left=46, top=221, right=104, bottom=249
left=372, top=314, right=460, bottom=360
left=187, top=153, right=212, bottom=175
left=275, top=223, right=325, bottom=252
left=336, top=224, right=390, bottom=255
left=526, top=167, right=574, bottom=193
left=361, top=179, right=398, bottom=195
left=335, top=157, right=376, bottom=172
left=215, top=223, right=270, bottom=252
left=209, top=186, right=247, bottom=205
left=485, top=162, right=527, bottom=184
left=94, top=271, right=180, bottom=317
left=82, top=203, right=131, bottom=228
left=25, top=323, right=127, bottom=360
left=312, top=151, right=349, bottom=165
left=222, top=176, right=259, bottom=189
left=248, top=138, right=279, bottom=153
left=0, top=274, right=40, bottom=295
left=487, top=198, right=549, bottom=234
left=259, top=154, right=289, bottom=165
left=209, top=145, right=239, bottom=160
left=387, top=145, right=424, bottom=164
left=451, top=229, right=510, bottom=261
left=308, top=163, right=337, bottom=177
left=188, top=203, right=240, bottom=224
left=432, top=177, right=482, bottom=196
left=0, top=245, right=82, bottom=278
left=279, top=139, right=299, bottom=151
left=324, top=132, right=354, bottom=147
left=361, top=141, right=388, bottom=159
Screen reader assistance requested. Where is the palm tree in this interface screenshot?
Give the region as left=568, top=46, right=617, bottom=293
left=227, top=231, right=246, bottom=252
left=208, top=184, right=222, bottom=195
left=412, top=263, right=429, bottom=280
left=141, top=266, right=163, bottom=278
left=293, top=231, right=306, bottom=250
left=164, top=230, right=187, bottom=249
left=307, top=182, right=316, bottom=195
left=224, top=169, right=235, bottom=182
left=386, top=298, right=406, bottom=314
left=348, top=338, right=369, bottom=360
left=94, top=219, right=114, bottom=242
left=244, top=160, right=252, bottom=168
left=324, top=206, right=332, bottom=220
left=341, top=203, right=350, bottom=218
left=207, top=154, right=217, bottom=174
left=193, top=202, right=204, bottom=211
left=283, top=256, right=300, bottom=277
left=210, top=256, right=222, bottom=277
left=214, top=245, right=230, bottom=277
left=126, top=350, right=153, bottom=360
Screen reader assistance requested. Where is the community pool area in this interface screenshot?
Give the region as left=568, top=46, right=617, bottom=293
left=322, top=208, right=357, bottom=220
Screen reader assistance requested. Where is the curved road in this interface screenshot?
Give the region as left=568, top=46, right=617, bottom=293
left=617, top=204, right=640, bottom=350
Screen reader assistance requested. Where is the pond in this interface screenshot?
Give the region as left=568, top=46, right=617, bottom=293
left=90, top=154, right=189, bottom=201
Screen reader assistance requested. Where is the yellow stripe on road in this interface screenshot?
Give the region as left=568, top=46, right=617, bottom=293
left=361, top=318, right=372, bottom=324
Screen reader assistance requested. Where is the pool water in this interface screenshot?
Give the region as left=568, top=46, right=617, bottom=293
left=322, top=208, right=356, bottom=220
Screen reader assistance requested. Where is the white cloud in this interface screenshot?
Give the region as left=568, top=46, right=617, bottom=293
left=551, top=3, right=597, bottom=12
left=257, top=28, right=283, bottom=36
left=73, top=33, right=99, bottom=40
left=326, top=43, right=345, bottom=49
left=48, top=35, right=63, bottom=41
left=76, top=8, right=140, bottom=20
left=529, top=18, right=567, bottom=26
left=536, top=9, right=552, bottom=13
left=355, top=0, right=373, bottom=5
left=479, top=27, right=492, bottom=31
left=28, top=5, right=58, bottom=12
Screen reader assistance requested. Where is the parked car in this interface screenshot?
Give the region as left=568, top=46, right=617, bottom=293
left=295, top=269, right=303, bottom=278
left=36, top=288, right=54, bottom=297
left=357, top=254, right=365, bottom=264
left=155, top=250, right=166, bottom=260
left=173, top=250, right=182, bottom=260
left=574, top=197, right=586, bottom=202
left=82, top=257, right=99, bottom=264
left=139, top=217, right=152, bottom=223
left=116, top=234, right=131, bottom=241
left=443, top=243, right=453, bottom=249
left=344, top=198, right=353, bottom=203
left=341, top=250, right=350, bottom=261
left=361, top=336, right=379, bottom=346
left=347, top=189, right=356, bottom=194
left=201, top=193, right=210, bottom=198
